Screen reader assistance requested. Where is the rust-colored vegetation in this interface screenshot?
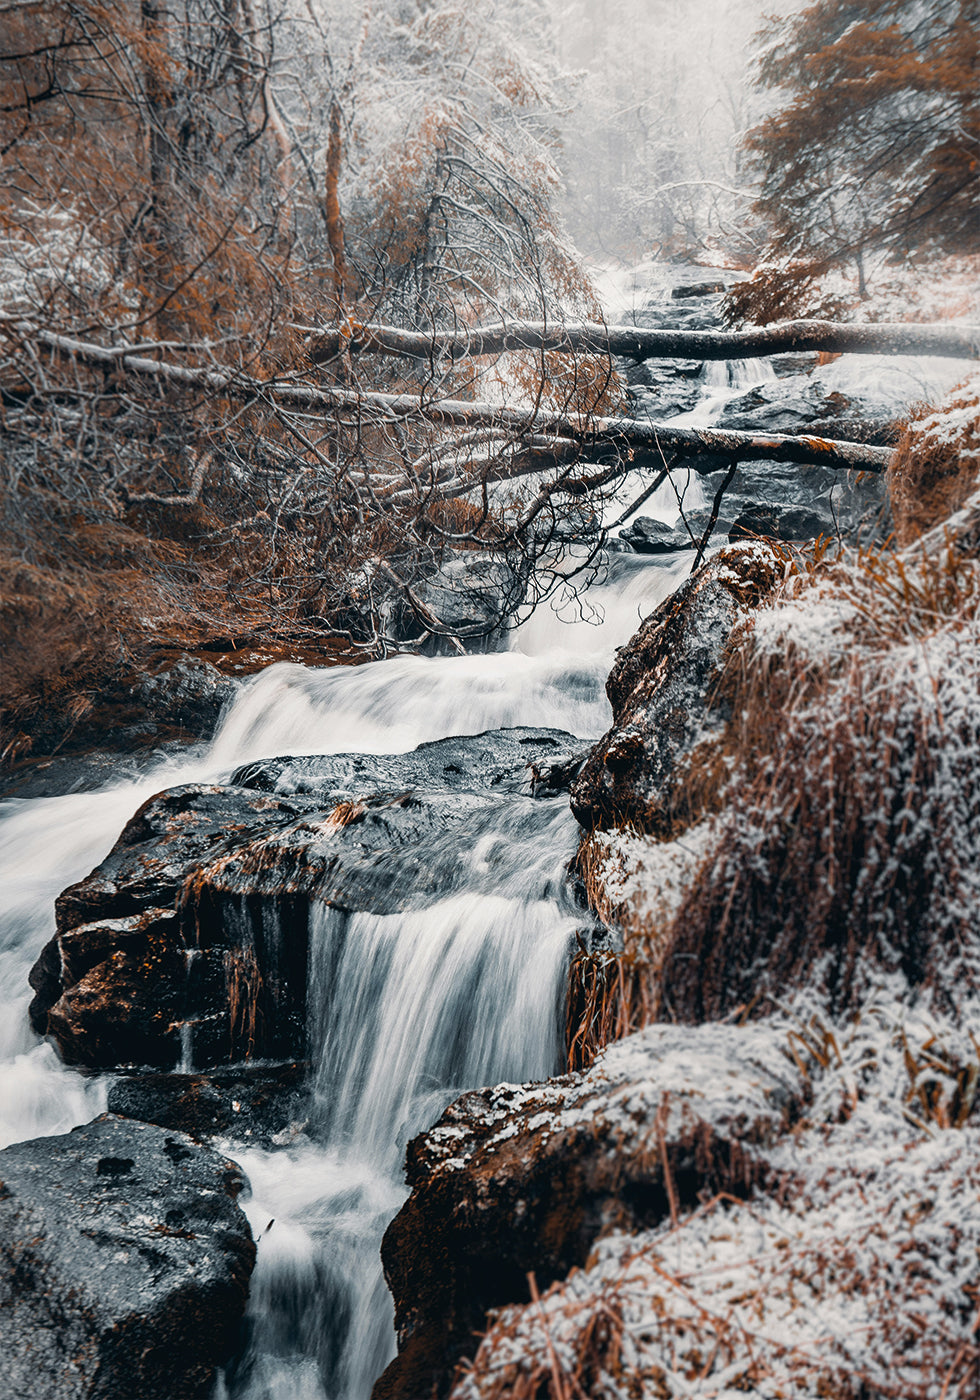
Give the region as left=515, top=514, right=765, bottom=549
left=888, top=376, right=980, bottom=545
left=569, top=408, right=980, bottom=1062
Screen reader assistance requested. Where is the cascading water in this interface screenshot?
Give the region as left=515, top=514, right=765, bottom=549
left=0, top=547, right=692, bottom=1397
left=0, top=261, right=761, bottom=1392
left=224, top=800, right=581, bottom=1400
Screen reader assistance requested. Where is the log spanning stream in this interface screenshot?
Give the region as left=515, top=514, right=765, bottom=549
left=0, top=534, right=695, bottom=1396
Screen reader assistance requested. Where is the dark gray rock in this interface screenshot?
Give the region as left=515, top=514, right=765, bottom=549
left=715, top=377, right=899, bottom=444
left=689, top=459, right=889, bottom=548
left=768, top=351, right=821, bottom=379
left=135, top=659, right=237, bottom=737
left=0, top=1114, right=254, bottom=1400
left=618, top=515, right=697, bottom=554
left=0, top=742, right=195, bottom=801
left=231, top=727, right=588, bottom=799
left=107, top=1061, right=310, bottom=1146
left=30, top=729, right=588, bottom=1070
left=570, top=547, right=782, bottom=833
left=729, top=503, right=836, bottom=543
left=671, top=279, right=727, bottom=298
left=388, top=554, right=528, bottom=654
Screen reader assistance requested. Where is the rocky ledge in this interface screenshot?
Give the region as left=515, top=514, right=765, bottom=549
left=29, top=728, right=590, bottom=1070
left=375, top=1021, right=805, bottom=1398
left=570, top=543, right=781, bottom=834
left=0, top=1114, right=255, bottom=1400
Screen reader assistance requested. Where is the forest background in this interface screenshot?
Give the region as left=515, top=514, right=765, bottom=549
left=1, top=0, right=977, bottom=759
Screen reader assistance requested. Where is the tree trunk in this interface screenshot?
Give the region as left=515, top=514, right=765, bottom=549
left=325, top=99, right=348, bottom=316
left=303, top=317, right=980, bottom=365
left=23, top=327, right=895, bottom=476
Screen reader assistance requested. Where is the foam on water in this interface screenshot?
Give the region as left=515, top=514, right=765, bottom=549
left=0, top=544, right=689, bottom=1393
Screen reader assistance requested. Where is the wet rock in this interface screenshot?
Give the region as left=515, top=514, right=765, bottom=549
left=0, top=744, right=194, bottom=801
left=768, top=350, right=821, bottom=378
left=618, top=515, right=697, bottom=554
left=729, top=502, right=836, bottom=543
left=231, top=728, right=588, bottom=799
left=625, top=359, right=707, bottom=418
left=375, top=1022, right=803, bottom=1400
left=107, top=1061, right=310, bottom=1146
left=31, top=728, right=587, bottom=1070
left=388, top=554, right=528, bottom=654
left=44, top=910, right=187, bottom=1069
left=691, top=459, right=889, bottom=548
left=570, top=546, right=781, bottom=833
left=671, top=279, right=727, bottom=298
left=715, top=375, right=899, bottom=444
left=135, top=659, right=237, bottom=737
left=0, top=1114, right=254, bottom=1400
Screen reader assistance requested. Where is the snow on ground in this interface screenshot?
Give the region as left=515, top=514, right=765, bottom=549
left=423, top=1018, right=804, bottom=1178
left=452, top=979, right=980, bottom=1400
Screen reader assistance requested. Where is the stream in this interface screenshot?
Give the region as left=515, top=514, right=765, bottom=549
left=0, top=280, right=776, bottom=1399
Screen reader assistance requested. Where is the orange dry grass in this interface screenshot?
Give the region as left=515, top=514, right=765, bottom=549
left=572, top=500, right=980, bottom=1054
left=664, top=523, right=980, bottom=1024
left=888, top=377, right=980, bottom=545
left=224, top=944, right=263, bottom=1059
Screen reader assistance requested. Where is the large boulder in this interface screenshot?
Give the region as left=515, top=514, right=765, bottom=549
left=375, top=1021, right=803, bottom=1399
left=570, top=546, right=781, bottom=833
left=30, top=728, right=589, bottom=1070
left=714, top=371, right=900, bottom=443
left=134, top=658, right=238, bottom=737
left=728, top=501, right=838, bottom=543
left=0, top=1114, right=254, bottom=1400
left=387, top=554, right=528, bottom=654
left=618, top=515, right=697, bottom=554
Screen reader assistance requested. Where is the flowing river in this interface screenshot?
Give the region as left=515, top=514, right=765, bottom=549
left=0, top=273, right=774, bottom=1397
left=0, top=543, right=694, bottom=1398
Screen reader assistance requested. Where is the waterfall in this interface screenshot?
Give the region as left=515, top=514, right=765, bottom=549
left=225, top=797, right=580, bottom=1400
left=0, top=544, right=691, bottom=1395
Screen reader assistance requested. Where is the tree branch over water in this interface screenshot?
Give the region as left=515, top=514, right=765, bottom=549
left=13, top=325, right=895, bottom=479
left=302, top=318, right=980, bottom=365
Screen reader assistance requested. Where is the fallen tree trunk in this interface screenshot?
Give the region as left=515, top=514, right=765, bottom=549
left=302, top=317, right=980, bottom=365
left=19, top=326, right=893, bottom=473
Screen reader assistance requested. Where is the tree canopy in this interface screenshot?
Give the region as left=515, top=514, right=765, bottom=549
left=730, top=0, right=979, bottom=320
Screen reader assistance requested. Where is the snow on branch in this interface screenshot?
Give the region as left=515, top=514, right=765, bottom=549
left=302, top=317, right=980, bottom=365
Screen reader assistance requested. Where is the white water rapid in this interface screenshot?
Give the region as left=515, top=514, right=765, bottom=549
left=0, top=550, right=692, bottom=1399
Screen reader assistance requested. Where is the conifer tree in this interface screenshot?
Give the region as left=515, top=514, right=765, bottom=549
left=730, top=0, right=979, bottom=320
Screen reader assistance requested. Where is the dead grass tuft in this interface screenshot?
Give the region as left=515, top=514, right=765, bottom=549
left=887, top=375, right=980, bottom=546
left=575, top=480, right=980, bottom=1051
left=662, top=530, right=980, bottom=1023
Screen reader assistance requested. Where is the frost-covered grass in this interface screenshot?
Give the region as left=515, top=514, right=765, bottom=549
left=424, top=1017, right=804, bottom=1182
left=454, top=1127, right=979, bottom=1400
left=453, top=982, right=980, bottom=1400
left=578, top=479, right=980, bottom=1038
left=888, top=372, right=980, bottom=546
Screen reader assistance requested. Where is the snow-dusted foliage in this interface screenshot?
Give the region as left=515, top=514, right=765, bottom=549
left=452, top=984, right=980, bottom=1400
left=888, top=371, right=980, bottom=544
left=0, top=204, right=129, bottom=321
left=606, top=498, right=980, bottom=1025
left=726, top=1, right=978, bottom=320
